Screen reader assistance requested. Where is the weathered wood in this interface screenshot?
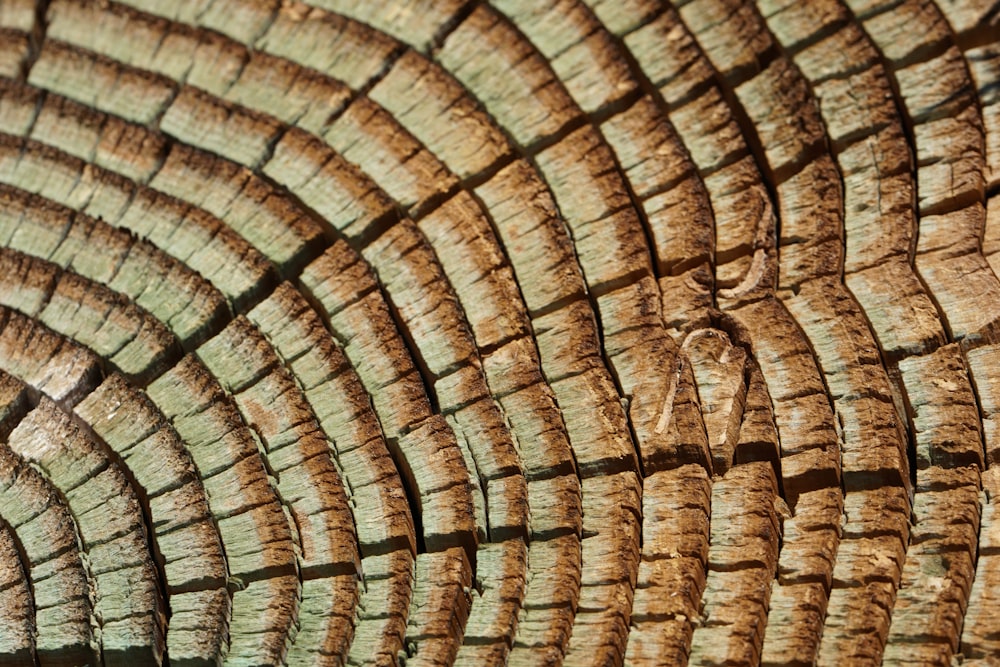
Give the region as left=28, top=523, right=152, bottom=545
left=0, top=137, right=276, bottom=313
left=245, top=282, right=417, bottom=556
left=358, top=222, right=476, bottom=381
left=287, top=574, right=357, bottom=667
left=625, top=465, right=711, bottom=666
left=480, top=336, right=577, bottom=479
left=678, top=0, right=774, bottom=86
left=29, top=93, right=169, bottom=183
left=145, top=356, right=296, bottom=569
left=404, top=547, right=473, bottom=665
left=493, top=0, right=638, bottom=114
left=936, top=0, right=1000, bottom=43
left=264, top=128, right=395, bottom=244
left=324, top=97, right=458, bottom=218
left=0, top=517, right=34, bottom=666
left=195, top=316, right=362, bottom=664
left=508, top=533, right=582, bottom=664
left=148, top=145, right=325, bottom=277
left=49, top=0, right=351, bottom=137
left=29, top=41, right=175, bottom=125
left=224, top=51, right=352, bottom=135
left=966, top=44, right=1000, bottom=191
left=531, top=124, right=649, bottom=286
left=624, top=8, right=769, bottom=289
left=255, top=3, right=401, bottom=88
left=725, top=299, right=841, bottom=499
left=0, top=0, right=34, bottom=35
left=689, top=461, right=780, bottom=666
left=958, top=342, right=1000, bottom=659
left=225, top=576, right=300, bottom=666
left=161, top=88, right=282, bottom=168
left=734, top=357, right=781, bottom=466
left=145, top=355, right=300, bottom=663
left=470, top=165, right=640, bottom=476
left=0, top=185, right=228, bottom=348
left=656, top=5, right=928, bottom=664
left=347, top=550, right=415, bottom=665
left=460, top=159, right=655, bottom=667
left=0, top=250, right=180, bottom=383
left=819, top=486, right=911, bottom=665
left=0, top=372, right=28, bottom=441
left=196, top=316, right=361, bottom=580
left=166, top=588, right=231, bottom=667
left=600, top=95, right=715, bottom=336
left=1, top=1, right=998, bottom=664
left=456, top=538, right=527, bottom=661
left=782, top=279, right=910, bottom=492
left=762, top=488, right=842, bottom=665
left=885, top=468, right=980, bottom=661
left=325, top=187, right=537, bottom=614
left=850, top=0, right=1000, bottom=353
left=369, top=51, right=511, bottom=180
left=0, top=372, right=34, bottom=666
left=562, top=472, right=642, bottom=665
left=685, top=328, right=748, bottom=475
left=598, top=277, right=712, bottom=471
left=964, top=466, right=1000, bottom=659
left=416, top=192, right=530, bottom=351
left=0, top=305, right=100, bottom=406
left=437, top=5, right=581, bottom=149
left=0, top=446, right=98, bottom=666
left=310, top=0, right=468, bottom=53
left=473, top=159, right=585, bottom=314
left=9, top=398, right=166, bottom=664
left=581, top=0, right=660, bottom=36
left=74, top=374, right=229, bottom=656
left=299, top=241, right=478, bottom=558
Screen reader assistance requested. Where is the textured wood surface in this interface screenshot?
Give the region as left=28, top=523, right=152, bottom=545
left=0, top=0, right=998, bottom=665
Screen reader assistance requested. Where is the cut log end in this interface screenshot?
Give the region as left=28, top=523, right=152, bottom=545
left=0, top=0, right=997, bottom=664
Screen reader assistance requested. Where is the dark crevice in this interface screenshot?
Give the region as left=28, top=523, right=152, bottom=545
left=849, top=0, right=907, bottom=21
left=667, top=253, right=715, bottom=278
left=20, top=0, right=51, bottom=83
left=379, top=289, right=442, bottom=418
left=427, top=0, right=482, bottom=56
left=407, top=181, right=463, bottom=223
left=647, top=71, right=719, bottom=113
left=771, top=15, right=851, bottom=58
left=884, top=35, right=953, bottom=72
left=456, top=151, right=517, bottom=191
left=520, top=114, right=592, bottom=157
left=952, top=4, right=1000, bottom=52
left=586, top=86, right=646, bottom=126
left=586, top=267, right=656, bottom=301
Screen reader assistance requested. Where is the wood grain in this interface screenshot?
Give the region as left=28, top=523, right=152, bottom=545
left=0, top=0, right=996, bottom=664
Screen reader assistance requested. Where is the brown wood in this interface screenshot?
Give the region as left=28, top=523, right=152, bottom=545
left=0, top=0, right=998, bottom=664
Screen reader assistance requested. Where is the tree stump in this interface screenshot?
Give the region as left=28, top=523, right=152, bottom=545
left=0, top=0, right=998, bottom=665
